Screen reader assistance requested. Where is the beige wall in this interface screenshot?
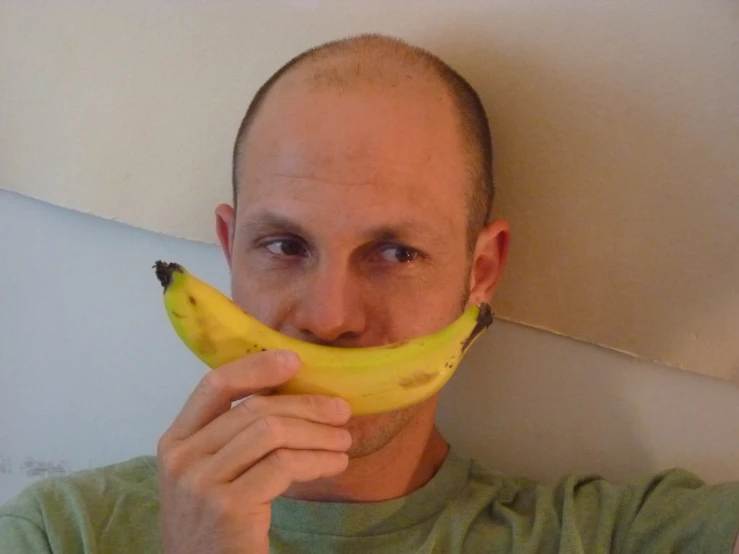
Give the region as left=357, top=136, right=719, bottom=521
left=1, top=5, right=737, bottom=391
left=0, top=0, right=739, bottom=380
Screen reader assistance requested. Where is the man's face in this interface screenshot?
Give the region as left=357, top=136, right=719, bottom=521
left=217, top=75, right=477, bottom=457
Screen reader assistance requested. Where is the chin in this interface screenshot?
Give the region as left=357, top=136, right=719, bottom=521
left=343, top=403, right=426, bottom=459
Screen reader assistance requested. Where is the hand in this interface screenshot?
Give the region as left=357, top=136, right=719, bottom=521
left=157, top=350, right=352, bottom=554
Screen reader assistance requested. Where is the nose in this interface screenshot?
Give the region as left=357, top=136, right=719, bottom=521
left=291, top=261, right=366, bottom=345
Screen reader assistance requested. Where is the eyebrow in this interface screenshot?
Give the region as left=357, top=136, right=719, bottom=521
left=239, top=210, right=438, bottom=243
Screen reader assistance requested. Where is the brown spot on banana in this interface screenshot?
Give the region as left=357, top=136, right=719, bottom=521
left=398, top=370, right=438, bottom=389
left=195, top=332, right=217, bottom=356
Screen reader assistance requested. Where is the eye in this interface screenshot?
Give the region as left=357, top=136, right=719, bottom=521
left=378, top=245, right=419, bottom=264
left=264, top=238, right=307, bottom=258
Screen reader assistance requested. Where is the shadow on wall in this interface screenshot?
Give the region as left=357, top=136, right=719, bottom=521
left=436, top=320, right=654, bottom=484
left=420, top=12, right=739, bottom=382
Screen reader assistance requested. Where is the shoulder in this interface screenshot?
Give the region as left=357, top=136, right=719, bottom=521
left=0, top=455, right=159, bottom=525
left=465, top=458, right=739, bottom=553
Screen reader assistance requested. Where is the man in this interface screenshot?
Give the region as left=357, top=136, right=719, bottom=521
left=2, top=33, right=739, bottom=553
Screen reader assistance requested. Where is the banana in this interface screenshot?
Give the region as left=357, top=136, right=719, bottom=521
left=153, top=260, right=494, bottom=415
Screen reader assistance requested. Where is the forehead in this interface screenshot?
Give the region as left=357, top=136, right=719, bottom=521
left=236, top=73, right=469, bottom=239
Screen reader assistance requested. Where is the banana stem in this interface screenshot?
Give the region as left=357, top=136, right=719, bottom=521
left=154, top=260, right=183, bottom=291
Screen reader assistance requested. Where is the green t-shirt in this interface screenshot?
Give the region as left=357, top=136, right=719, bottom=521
left=1, top=447, right=739, bottom=553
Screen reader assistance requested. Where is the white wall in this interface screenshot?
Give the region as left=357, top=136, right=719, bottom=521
left=3, top=189, right=739, bottom=504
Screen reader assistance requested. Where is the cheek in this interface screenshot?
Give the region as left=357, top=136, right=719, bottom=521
left=376, top=275, right=468, bottom=339
left=227, top=244, right=298, bottom=319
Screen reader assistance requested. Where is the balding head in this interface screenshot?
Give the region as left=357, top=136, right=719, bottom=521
left=232, top=34, right=494, bottom=255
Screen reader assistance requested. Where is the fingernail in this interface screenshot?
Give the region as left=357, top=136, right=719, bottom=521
left=333, top=397, right=351, bottom=417
left=278, top=350, right=301, bottom=371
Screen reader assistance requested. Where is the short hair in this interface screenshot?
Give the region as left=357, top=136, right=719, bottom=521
left=232, top=33, right=494, bottom=255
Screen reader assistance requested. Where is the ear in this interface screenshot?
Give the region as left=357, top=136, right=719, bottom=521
left=467, top=219, right=511, bottom=305
left=215, top=203, right=236, bottom=269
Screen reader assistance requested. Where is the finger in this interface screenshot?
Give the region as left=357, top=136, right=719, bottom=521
left=228, top=449, right=350, bottom=505
left=203, top=416, right=352, bottom=483
left=166, top=350, right=301, bottom=442
left=185, top=394, right=352, bottom=457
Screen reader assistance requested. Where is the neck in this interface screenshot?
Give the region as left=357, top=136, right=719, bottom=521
left=282, top=402, right=449, bottom=502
